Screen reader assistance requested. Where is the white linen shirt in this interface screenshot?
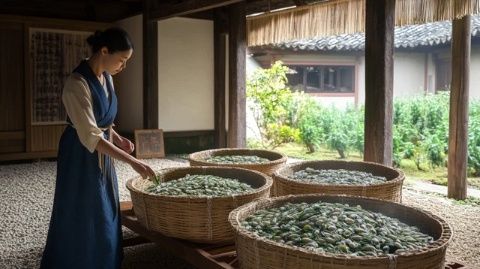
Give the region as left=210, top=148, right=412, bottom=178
left=62, top=73, right=113, bottom=153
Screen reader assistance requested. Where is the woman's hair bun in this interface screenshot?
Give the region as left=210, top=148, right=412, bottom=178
left=86, top=30, right=103, bottom=47
left=86, top=27, right=133, bottom=54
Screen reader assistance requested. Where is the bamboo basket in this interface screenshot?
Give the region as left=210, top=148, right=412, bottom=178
left=274, top=160, right=404, bottom=202
left=188, top=148, right=287, bottom=176
left=126, top=166, right=272, bottom=244
left=229, top=194, right=452, bottom=269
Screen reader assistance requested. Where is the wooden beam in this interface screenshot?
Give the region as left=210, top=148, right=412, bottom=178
left=292, top=0, right=306, bottom=6
left=0, top=0, right=142, bottom=22
left=143, top=0, right=159, bottom=129
left=448, top=15, right=471, bottom=200
left=227, top=2, right=247, bottom=148
left=149, top=0, right=242, bottom=21
left=163, top=130, right=215, bottom=138
left=214, top=8, right=228, bottom=148
left=363, top=0, right=395, bottom=166
left=246, top=0, right=295, bottom=15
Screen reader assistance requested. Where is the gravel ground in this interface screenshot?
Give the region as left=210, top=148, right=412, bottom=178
left=402, top=186, right=480, bottom=267
left=0, top=159, right=479, bottom=268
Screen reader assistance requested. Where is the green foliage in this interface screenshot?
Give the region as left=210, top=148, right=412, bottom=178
left=468, top=100, right=480, bottom=176
left=392, top=93, right=449, bottom=170
left=247, top=62, right=480, bottom=176
left=324, top=106, right=364, bottom=159
left=296, top=98, right=324, bottom=153
left=247, top=61, right=300, bottom=149
left=295, top=98, right=364, bottom=157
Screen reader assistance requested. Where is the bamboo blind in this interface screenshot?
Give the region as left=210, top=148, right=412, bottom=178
left=247, top=0, right=480, bottom=46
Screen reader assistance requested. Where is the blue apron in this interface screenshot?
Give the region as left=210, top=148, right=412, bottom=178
left=41, top=60, right=122, bottom=269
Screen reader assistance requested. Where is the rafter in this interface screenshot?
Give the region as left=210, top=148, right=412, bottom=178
left=148, top=0, right=242, bottom=20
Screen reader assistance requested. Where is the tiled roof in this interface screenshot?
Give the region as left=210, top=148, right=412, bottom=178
left=252, top=15, right=480, bottom=51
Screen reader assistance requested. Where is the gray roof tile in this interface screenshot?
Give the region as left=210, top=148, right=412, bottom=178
left=253, top=15, right=480, bottom=51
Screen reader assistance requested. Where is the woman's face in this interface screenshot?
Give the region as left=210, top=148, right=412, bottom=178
left=100, top=47, right=133, bottom=75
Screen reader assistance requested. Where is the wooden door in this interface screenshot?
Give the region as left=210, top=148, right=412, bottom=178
left=0, top=22, right=25, bottom=154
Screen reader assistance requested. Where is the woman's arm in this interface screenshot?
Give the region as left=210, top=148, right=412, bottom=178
left=110, top=128, right=134, bottom=154
left=96, top=138, right=156, bottom=179
left=111, top=128, right=122, bottom=145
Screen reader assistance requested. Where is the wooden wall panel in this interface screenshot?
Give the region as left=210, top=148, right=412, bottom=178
left=0, top=15, right=109, bottom=160
left=31, top=125, right=65, bottom=152
left=0, top=22, right=24, bottom=132
left=0, top=131, right=25, bottom=153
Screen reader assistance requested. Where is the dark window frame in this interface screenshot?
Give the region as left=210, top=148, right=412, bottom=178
left=435, top=57, right=452, bottom=92
left=282, top=61, right=358, bottom=98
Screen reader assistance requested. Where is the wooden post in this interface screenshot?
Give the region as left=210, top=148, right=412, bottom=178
left=448, top=15, right=471, bottom=200
left=214, top=8, right=227, bottom=148
left=143, top=0, right=159, bottom=129
left=364, top=0, right=395, bottom=166
left=227, top=2, right=246, bottom=148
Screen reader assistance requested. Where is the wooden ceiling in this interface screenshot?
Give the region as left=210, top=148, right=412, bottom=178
left=0, top=0, right=329, bottom=22
left=0, top=0, right=143, bottom=22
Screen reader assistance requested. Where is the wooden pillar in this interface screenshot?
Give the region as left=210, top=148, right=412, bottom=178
left=448, top=15, right=471, bottom=200
left=364, top=0, right=395, bottom=166
left=214, top=8, right=227, bottom=148
left=227, top=2, right=246, bottom=148
left=143, top=0, right=159, bottom=129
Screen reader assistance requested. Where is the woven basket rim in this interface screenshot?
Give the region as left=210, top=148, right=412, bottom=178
left=188, top=148, right=288, bottom=168
left=126, top=166, right=273, bottom=201
left=273, top=160, right=405, bottom=188
left=228, top=194, right=452, bottom=261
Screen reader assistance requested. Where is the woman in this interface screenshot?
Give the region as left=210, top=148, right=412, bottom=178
left=40, top=27, right=156, bottom=269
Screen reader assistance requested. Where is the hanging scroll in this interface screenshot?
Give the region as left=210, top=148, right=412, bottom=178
left=29, top=28, right=92, bottom=124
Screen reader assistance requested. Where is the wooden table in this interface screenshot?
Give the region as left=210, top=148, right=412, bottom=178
left=121, top=201, right=237, bottom=269
left=120, top=201, right=471, bottom=269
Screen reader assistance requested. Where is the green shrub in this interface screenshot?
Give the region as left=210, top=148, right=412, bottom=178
left=392, top=93, right=449, bottom=169
left=296, top=98, right=324, bottom=153
left=247, top=61, right=301, bottom=149
left=468, top=100, right=480, bottom=176
left=247, top=62, right=480, bottom=175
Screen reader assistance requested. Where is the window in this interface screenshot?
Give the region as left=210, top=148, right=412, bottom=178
left=286, top=65, right=355, bottom=94
left=435, top=58, right=451, bottom=92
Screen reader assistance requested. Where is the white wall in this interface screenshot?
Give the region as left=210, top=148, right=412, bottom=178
left=114, top=16, right=215, bottom=132
left=277, top=54, right=358, bottom=64
left=393, top=52, right=427, bottom=98
left=470, top=47, right=480, bottom=100
left=316, top=97, right=356, bottom=109
left=158, top=18, right=214, bottom=131
left=114, top=15, right=143, bottom=133
left=353, top=52, right=428, bottom=102
left=246, top=53, right=261, bottom=78
left=357, top=56, right=365, bottom=104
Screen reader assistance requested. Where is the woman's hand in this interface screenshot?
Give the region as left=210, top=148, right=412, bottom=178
left=117, top=136, right=134, bottom=154
left=95, top=138, right=156, bottom=180
left=130, top=159, right=157, bottom=180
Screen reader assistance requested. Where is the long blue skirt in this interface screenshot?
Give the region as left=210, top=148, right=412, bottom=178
left=40, top=126, right=122, bottom=269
